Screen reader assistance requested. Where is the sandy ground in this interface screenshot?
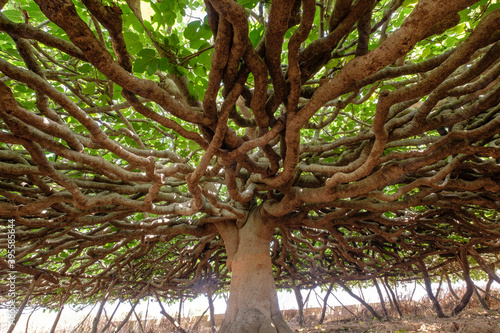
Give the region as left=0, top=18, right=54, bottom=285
left=291, top=310, right=500, bottom=333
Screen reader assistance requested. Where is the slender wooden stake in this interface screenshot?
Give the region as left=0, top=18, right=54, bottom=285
left=473, top=284, right=490, bottom=310
left=484, top=276, right=493, bottom=303
left=100, top=301, right=121, bottom=333
left=468, top=249, right=500, bottom=284
left=25, top=306, right=37, bottom=333
left=177, top=293, right=183, bottom=327
left=132, top=305, right=146, bottom=333
left=7, top=276, right=39, bottom=333
left=207, top=288, right=216, bottom=333
left=410, top=279, right=417, bottom=302
left=144, top=298, right=150, bottom=332
left=476, top=285, right=500, bottom=302
left=153, top=289, right=187, bottom=333
left=384, top=276, right=402, bottom=318
left=445, top=272, right=460, bottom=300
left=319, top=282, right=334, bottom=324
left=74, top=303, right=98, bottom=332
left=451, top=249, right=474, bottom=316
left=50, top=285, right=72, bottom=333
left=435, top=273, right=444, bottom=299
left=189, top=305, right=210, bottom=332
left=372, top=278, right=390, bottom=320
left=338, top=280, right=382, bottom=321
left=330, top=287, right=360, bottom=320
left=92, top=278, right=117, bottom=333
left=416, top=260, right=445, bottom=318
left=113, top=284, right=148, bottom=333
left=358, top=281, right=365, bottom=301
left=381, top=278, right=395, bottom=310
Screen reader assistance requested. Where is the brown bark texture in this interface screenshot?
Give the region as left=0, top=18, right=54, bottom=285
left=217, top=208, right=291, bottom=333
left=0, top=0, right=499, bottom=329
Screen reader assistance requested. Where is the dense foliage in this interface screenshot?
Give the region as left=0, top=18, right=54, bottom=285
left=0, top=0, right=499, bottom=321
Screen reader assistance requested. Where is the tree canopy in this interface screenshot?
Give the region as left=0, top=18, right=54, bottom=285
left=1, top=0, right=500, bottom=330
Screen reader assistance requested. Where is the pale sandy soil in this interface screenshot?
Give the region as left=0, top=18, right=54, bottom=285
left=292, top=310, right=500, bottom=333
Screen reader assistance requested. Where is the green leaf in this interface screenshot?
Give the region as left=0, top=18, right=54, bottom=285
left=123, top=31, right=143, bottom=54
left=238, top=0, right=259, bottom=9
left=2, top=10, right=23, bottom=23
left=134, top=49, right=158, bottom=74
left=82, top=82, right=96, bottom=95
left=78, top=63, right=93, bottom=74
left=184, top=21, right=202, bottom=40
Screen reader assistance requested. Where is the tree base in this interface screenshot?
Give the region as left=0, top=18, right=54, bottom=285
left=218, top=308, right=292, bottom=333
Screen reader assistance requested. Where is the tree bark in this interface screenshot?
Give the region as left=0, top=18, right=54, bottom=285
left=446, top=273, right=460, bottom=301
left=93, top=278, right=117, bottom=333
left=384, top=277, right=402, bottom=318
left=291, top=282, right=304, bottom=327
left=451, top=249, right=474, bottom=316
left=50, top=287, right=71, bottom=333
left=7, top=276, right=39, bottom=333
left=473, top=284, right=490, bottom=311
left=153, top=290, right=187, bottom=333
left=484, top=276, right=493, bottom=304
left=372, top=278, right=390, bottom=320
left=207, top=288, right=217, bottom=333
left=337, top=280, right=383, bottom=321
left=319, top=282, right=334, bottom=324
left=217, top=207, right=291, bottom=333
left=416, top=261, right=446, bottom=318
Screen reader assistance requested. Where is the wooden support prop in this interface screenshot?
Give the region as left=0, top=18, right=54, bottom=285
left=92, top=278, right=117, bottom=333
left=153, top=289, right=187, bottom=333
left=7, top=275, right=39, bottom=333
left=100, top=301, right=121, bottom=333
left=50, top=283, right=72, bottom=333
left=337, top=280, right=382, bottom=321
left=416, top=260, right=446, bottom=318
left=113, top=284, right=149, bottom=333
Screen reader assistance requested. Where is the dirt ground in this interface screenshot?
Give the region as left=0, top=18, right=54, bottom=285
left=291, top=310, right=500, bottom=333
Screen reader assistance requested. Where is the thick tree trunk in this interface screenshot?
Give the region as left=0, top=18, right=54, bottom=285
left=217, top=207, right=291, bottom=333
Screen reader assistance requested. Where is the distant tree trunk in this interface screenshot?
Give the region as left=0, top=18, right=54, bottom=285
left=291, top=282, right=304, bottom=326
left=416, top=260, right=446, bottom=318
left=384, top=277, right=402, bottom=318
left=319, top=282, right=335, bottom=324
left=451, top=249, right=474, bottom=316
left=372, top=278, right=390, bottom=320
left=337, top=280, right=383, bottom=321
left=216, top=207, right=291, bottom=333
